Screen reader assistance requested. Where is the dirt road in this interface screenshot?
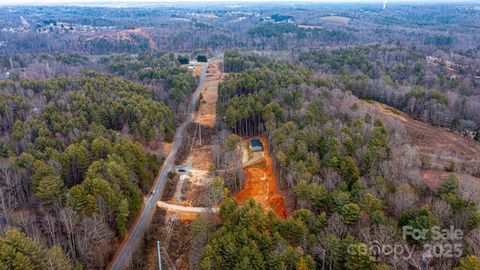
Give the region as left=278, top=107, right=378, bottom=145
left=157, top=201, right=218, bottom=213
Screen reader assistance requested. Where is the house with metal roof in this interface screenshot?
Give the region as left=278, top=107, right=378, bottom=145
left=250, top=139, right=263, bottom=152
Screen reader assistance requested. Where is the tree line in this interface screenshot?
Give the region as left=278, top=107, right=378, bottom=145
left=0, top=72, right=173, bottom=268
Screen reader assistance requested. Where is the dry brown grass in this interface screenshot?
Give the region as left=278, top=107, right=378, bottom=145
left=319, top=15, right=351, bottom=25
left=367, top=101, right=480, bottom=188
left=298, top=24, right=323, bottom=29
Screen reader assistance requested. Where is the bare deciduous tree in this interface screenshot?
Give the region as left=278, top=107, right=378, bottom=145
left=60, top=207, right=79, bottom=262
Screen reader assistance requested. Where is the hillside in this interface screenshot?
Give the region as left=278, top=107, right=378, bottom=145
left=367, top=100, right=480, bottom=197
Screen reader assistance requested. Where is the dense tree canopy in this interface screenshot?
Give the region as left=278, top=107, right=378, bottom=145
left=212, top=58, right=480, bottom=269
left=0, top=229, right=71, bottom=269
left=0, top=72, right=168, bottom=268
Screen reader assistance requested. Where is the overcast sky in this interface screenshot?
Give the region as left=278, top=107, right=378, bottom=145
left=0, top=0, right=475, bottom=4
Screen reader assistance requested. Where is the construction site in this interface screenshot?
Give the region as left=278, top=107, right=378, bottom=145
left=235, top=137, right=287, bottom=219
left=134, top=59, right=222, bottom=269
left=133, top=58, right=288, bottom=269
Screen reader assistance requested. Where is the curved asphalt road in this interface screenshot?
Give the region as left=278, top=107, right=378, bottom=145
left=108, top=63, right=207, bottom=270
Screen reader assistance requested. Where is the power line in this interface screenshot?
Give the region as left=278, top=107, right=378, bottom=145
left=157, top=241, right=162, bottom=270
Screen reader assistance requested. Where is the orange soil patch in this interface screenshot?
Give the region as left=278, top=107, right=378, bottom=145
left=165, top=209, right=198, bottom=222
left=235, top=137, right=287, bottom=219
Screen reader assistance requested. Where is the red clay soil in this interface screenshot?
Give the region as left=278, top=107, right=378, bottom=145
left=234, top=137, right=287, bottom=219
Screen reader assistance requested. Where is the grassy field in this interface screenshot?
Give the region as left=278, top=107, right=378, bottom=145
left=319, top=15, right=351, bottom=25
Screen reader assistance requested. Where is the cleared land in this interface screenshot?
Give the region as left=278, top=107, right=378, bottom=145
left=319, top=15, right=351, bottom=25
left=175, top=59, right=223, bottom=207
left=368, top=101, right=480, bottom=189
left=87, top=27, right=158, bottom=50
left=195, top=60, right=222, bottom=128
left=298, top=25, right=323, bottom=29
left=159, top=59, right=223, bottom=212
left=371, top=102, right=480, bottom=165
left=235, top=137, right=287, bottom=219
left=142, top=60, right=223, bottom=270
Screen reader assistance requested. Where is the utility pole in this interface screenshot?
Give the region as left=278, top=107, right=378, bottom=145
left=198, top=121, right=202, bottom=146
left=157, top=241, right=162, bottom=270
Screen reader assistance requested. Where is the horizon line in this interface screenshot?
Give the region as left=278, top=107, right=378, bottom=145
left=0, top=0, right=478, bottom=6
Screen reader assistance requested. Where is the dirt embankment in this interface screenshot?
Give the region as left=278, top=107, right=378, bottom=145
left=235, top=137, right=287, bottom=219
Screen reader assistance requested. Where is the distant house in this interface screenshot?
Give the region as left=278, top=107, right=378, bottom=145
left=197, top=55, right=208, bottom=62
left=0, top=71, right=9, bottom=80
left=250, top=139, right=263, bottom=152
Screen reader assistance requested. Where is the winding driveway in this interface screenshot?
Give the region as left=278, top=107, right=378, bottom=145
left=108, top=63, right=207, bottom=270
left=157, top=201, right=218, bottom=213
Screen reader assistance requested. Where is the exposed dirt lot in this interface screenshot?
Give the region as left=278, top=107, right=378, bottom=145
left=173, top=60, right=223, bottom=208
left=235, top=137, right=287, bottom=219
left=192, top=61, right=204, bottom=78
left=195, top=60, right=222, bottom=128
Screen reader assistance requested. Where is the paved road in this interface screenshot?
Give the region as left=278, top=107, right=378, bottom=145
left=157, top=201, right=218, bottom=213
left=108, top=63, right=207, bottom=270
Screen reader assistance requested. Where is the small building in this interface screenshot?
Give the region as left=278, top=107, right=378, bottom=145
left=0, top=71, right=9, bottom=80
left=250, top=139, right=263, bottom=152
